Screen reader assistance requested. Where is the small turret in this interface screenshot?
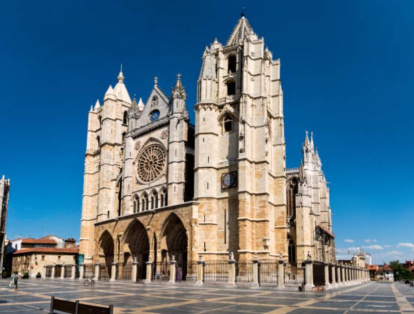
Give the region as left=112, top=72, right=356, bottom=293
left=137, top=97, right=144, bottom=111
left=171, top=74, right=187, bottom=114
left=94, top=99, right=101, bottom=111
left=104, top=85, right=115, bottom=101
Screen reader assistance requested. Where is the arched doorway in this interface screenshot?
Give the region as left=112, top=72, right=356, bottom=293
left=98, top=231, right=114, bottom=279
left=161, top=214, right=188, bottom=281
left=124, top=220, right=150, bottom=280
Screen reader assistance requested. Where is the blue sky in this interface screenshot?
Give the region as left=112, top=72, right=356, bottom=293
left=1, top=0, right=413, bottom=265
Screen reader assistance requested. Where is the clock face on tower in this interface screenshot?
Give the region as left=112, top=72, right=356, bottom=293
left=149, top=110, right=160, bottom=122
left=221, top=171, right=237, bottom=189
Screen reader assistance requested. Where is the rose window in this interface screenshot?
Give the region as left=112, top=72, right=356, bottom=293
left=137, top=144, right=166, bottom=182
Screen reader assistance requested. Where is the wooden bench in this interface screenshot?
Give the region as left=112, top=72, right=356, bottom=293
left=50, top=296, right=113, bottom=314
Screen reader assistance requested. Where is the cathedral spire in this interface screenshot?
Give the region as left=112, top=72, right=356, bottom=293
left=310, top=131, right=314, bottom=151
left=226, top=15, right=255, bottom=46
left=117, top=64, right=124, bottom=83
left=113, top=68, right=132, bottom=103
left=303, top=131, right=310, bottom=148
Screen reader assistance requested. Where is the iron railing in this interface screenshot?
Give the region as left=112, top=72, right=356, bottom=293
left=236, top=262, right=254, bottom=284
left=99, top=264, right=110, bottom=281
left=84, top=264, right=95, bottom=278
left=204, top=261, right=228, bottom=283
left=120, top=263, right=132, bottom=280
left=259, top=260, right=278, bottom=287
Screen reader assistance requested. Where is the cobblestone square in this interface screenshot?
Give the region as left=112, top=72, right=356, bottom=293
left=0, top=280, right=412, bottom=313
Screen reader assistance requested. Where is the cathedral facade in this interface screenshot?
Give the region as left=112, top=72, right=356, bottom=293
left=79, top=16, right=335, bottom=280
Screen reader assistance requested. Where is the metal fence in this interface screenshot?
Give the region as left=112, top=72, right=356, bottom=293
left=313, top=262, right=325, bottom=286
left=285, top=278, right=303, bottom=290
left=84, top=264, right=95, bottom=279
left=204, top=261, right=228, bottom=283
left=185, top=262, right=198, bottom=283
left=120, top=263, right=132, bottom=280
left=45, top=266, right=52, bottom=278
left=259, top=260, right=278, bottom=287
left=64, top=265, right=72, bottom=278
left=236, top=262, right=254, bottom=284
left=99, top=264, right=110, bottom=281
left=153, top=261, right=170, bottom=281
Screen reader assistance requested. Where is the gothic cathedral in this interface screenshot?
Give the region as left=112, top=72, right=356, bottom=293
left=79, top=15, right=336, bottom=280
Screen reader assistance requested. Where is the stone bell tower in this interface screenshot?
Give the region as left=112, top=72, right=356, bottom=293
left=80, top=70, right=132, bottom=263
left=194, top=15, right=287, bottom=261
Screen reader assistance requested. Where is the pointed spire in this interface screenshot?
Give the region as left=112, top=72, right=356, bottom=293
left=94, top=99, right=101, bottom=110
left=105, top=85, right=114, bottom=97
left=304, top=131, right=310, bottom=146
left=310, top=132, right=314, bottom=150
left=90, top=105, right=93, bottom=112
left=117, top=64, right=124, bottom=83
left=131, top=94, right=137, bottom=110
left=226, top=14, right=255, bottom=46
left=113, top=68, right=132, bottom=103
left=172, top=73, right=186, bottom=96
left=137, top=97, right=144, bottom=111
left=154, top=76, right=158, bottom=87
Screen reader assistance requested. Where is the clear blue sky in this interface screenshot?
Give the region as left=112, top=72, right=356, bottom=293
left=1, top=0, right=413, bottom=264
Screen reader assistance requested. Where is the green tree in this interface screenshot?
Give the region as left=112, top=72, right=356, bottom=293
left=389, top=260, right=414, bottom=281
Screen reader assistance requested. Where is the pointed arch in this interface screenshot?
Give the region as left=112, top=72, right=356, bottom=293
left=98, top=231, right=114, bottom=278
left=123, top=219, right=150, bottom=280
left=150, top=189, right=159, bottom=209
left=160, top=213, right=188, bottom=280
left=159, top=186, right=168, bottom=207
left=141, top=192, right=149, bottom=211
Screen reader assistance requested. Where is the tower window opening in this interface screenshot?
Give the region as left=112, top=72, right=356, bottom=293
left=122, top=132, right=126, bottom=142
left=228, top=55, right=236, bottom=73
left=224, top=115, right=233, bottom=132
left=97, top=136, right=101, bottom=148
left=123, top=111, right=128, bottom=124
left=227, top=81, right=236, bottom=96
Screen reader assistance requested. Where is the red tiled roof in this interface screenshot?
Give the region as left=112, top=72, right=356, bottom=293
left=366, top=265, right=378, bottom=271
left=13, top=247, right=79, bottom=255
left=21, top=238, right=56, bottom=244
left=383, top=265, right=393, bottom=271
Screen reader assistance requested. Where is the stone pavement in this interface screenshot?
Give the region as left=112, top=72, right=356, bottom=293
left=0, top=279, right=413, bottom=313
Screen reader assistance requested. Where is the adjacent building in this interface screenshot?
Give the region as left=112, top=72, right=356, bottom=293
left=11, top=237, right=78, bottom=277
left=0, top=175, right=10, bottom=271
left=79, top=15, right=336, bottom=281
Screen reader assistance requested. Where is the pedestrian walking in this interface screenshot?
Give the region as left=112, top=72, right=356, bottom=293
left=12, top=272, right=18, bottom=291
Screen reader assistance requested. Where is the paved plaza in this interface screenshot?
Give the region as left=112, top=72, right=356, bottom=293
left=0, top=279, right=413, bottom=313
